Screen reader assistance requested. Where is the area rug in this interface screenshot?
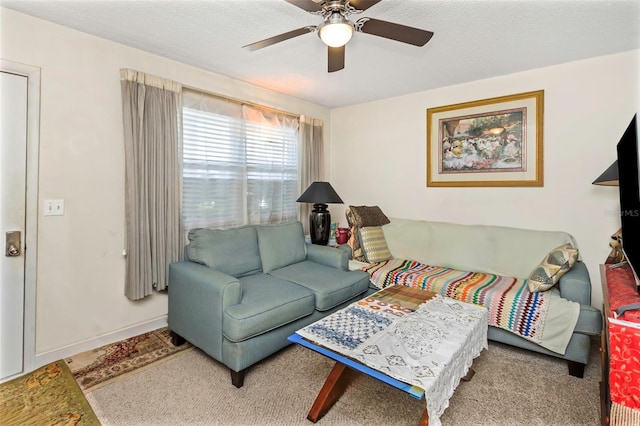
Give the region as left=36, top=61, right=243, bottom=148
left=0, top=360, right=100, bottom=426
left=65, top=327, right=192, bottom=392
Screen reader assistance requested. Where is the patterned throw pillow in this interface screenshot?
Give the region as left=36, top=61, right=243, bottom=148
left=348, top=205, right=390, bottom=228
left=345, top=206, right=390, bottom=262
left=527, top=244, right=579, bottom=292
left=358, top=226, right=392, bottom=263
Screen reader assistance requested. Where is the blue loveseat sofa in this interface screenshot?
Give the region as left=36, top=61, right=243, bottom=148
left=168, top=221, right=370, bottom=387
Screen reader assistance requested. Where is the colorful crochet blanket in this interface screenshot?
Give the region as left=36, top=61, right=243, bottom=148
left=362, top=259, right=550, bottom=344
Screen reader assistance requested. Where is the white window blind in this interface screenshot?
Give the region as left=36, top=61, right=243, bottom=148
left=182, top=90, right=299, bottom=230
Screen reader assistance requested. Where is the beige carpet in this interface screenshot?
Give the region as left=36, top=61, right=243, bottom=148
left=85, top=338, right=600, bottom=426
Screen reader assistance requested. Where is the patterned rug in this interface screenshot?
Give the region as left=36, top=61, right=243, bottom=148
left=65, top=327, right=192, bottom=392
left=0, top=360, right=100, bottom=426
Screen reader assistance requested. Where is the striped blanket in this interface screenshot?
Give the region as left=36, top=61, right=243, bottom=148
left=363, top=259, right=549, bottom=344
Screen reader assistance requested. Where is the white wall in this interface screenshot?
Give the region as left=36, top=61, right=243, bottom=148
left=0, top=8, right=331, bottom=359
left=330, top=49, right=640, bottom=309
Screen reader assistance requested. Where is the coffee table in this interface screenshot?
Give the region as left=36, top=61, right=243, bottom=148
left=288, top=285, right=488, bottom=426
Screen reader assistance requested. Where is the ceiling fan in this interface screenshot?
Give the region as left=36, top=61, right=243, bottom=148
left=243, top=0, right=434, bottom=73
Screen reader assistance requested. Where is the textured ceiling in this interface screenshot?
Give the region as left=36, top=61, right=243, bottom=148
left=2, top=0, right=639, bottom=108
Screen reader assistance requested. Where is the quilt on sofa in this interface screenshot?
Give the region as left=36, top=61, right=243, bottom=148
left=363, top=258, right=553, bottom=345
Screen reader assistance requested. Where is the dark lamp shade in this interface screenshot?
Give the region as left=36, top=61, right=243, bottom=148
left=296, top=181, right=344, bottom=204
left=592, top=161, right=619, bottom=186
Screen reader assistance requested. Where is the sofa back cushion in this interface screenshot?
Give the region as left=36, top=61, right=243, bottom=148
left=382, top=218, right=578, bottom=279
left=187, top=226, right=262, bottom=277
left=256, top=221, right=307, bottom=273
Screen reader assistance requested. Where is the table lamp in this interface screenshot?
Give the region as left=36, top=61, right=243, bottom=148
left=296, top=181, right=343, bottom=245
left=592, top=161, right=619, bottom=186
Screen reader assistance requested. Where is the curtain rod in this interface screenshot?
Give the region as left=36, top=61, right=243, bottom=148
left=183, top=85, right=300, bottom=120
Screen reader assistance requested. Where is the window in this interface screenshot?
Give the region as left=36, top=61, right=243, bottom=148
left=182, top=90, right=299, bottom=230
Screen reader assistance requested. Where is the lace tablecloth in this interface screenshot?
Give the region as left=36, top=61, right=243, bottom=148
left=297, top=288, right=488, bottom=426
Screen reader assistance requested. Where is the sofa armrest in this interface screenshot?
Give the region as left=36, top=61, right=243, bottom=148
left=168, top=262, right=242, bottom=360
left=306, top=243, right=349, bottom=271
left=337, top=244, right=353, bottom=259
left=557, top=261, right=591, bottom=306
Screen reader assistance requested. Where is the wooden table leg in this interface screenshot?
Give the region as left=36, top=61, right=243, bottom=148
left=419, top=408, right=429, bottom=426
left=307, top=362, right=354, bottom=423
left=461, top=367, right=475, bottom=382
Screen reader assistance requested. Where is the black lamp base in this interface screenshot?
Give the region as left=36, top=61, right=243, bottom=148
left=309, top=203, right=331, bottom=245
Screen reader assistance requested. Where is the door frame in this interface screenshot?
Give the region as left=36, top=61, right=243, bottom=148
left=1, top=59, right=40, bottom=376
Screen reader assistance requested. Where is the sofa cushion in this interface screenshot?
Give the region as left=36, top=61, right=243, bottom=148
left=528, top=244, right=579, bottom=292
left=187, top=226, right=261, bottom=278
left=269, top=261, right=370, bottom=311
left=358, top=226, right=392, bottom=263
left=256, top=221, right=307, bottom=273
left=223, top=274, right=315, bottom=342
left=381, top=218, right=578, bottom=279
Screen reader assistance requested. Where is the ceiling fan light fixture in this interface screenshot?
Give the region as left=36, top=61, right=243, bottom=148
left=319, top=13, right=353, bottom=47
left=245, top=1, right=435, bottom=73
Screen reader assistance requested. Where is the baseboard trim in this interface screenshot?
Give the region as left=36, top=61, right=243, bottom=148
left=34, top=316, right=168, bottom=369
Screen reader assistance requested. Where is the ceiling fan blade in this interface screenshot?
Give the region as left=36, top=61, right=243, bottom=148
left=243, top=27, right=315, bottom=51
left=348, top=0, right=383, bottom=11
left=284, top=0, right=323, bottom=12
left=356, top=18, right=434, bottom=46
left=328, top=45, right=345, bottom=73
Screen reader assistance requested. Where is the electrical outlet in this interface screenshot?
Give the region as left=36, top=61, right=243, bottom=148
left=44, top=199, right=64, bottom=216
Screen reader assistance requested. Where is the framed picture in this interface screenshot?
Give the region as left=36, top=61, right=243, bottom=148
left=426, top=90, right=544, bottom=187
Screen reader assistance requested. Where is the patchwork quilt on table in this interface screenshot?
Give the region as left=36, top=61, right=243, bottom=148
left=363, top=259, right=550, bottom=344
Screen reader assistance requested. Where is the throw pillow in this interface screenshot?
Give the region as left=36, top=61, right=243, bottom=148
left=348, top=205, right=391, bottom=228
left=359, top=226, right=392, bottom=263
left=527, top=243, right=579, bottom=292
left=345, top=206, right=390, bottom=262
left=345, top=209, right=365, bottom=261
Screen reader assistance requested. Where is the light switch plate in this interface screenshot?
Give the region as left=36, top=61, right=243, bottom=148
left=44, top=199, right=64, bottom=216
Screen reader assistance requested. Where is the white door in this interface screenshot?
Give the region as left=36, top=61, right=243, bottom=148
left=0, top=71, right=28, bottom=380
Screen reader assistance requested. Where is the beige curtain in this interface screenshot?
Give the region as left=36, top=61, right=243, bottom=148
left=120, top=69, right=183, bottom=300
left=298, top=116, right=324, bottom=234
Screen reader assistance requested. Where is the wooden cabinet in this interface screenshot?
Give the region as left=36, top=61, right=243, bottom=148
left=599, top=264, right=640, bottom=426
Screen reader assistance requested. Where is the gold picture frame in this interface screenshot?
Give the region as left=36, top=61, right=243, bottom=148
left=426, top=90, right=544, bottom=187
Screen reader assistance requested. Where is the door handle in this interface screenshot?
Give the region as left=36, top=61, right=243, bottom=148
left=5, top=231, right=21, bottom=257
left=7, top=244, right=19, bottom=256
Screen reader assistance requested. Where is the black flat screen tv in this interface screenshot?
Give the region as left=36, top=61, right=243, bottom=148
left=616, top=113, right=640, bottom=292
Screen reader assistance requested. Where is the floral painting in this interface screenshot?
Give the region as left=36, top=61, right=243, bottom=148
left=426, top=91, right=543, bottom=187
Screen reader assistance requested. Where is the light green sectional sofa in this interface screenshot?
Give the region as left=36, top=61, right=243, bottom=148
left=168, top=221, right=370, bottom=387
left=350, top=218, right=603, bottom=378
